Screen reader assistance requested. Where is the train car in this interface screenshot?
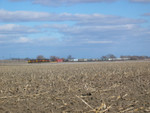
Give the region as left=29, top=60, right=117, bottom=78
left=28, top=59, right=50, bottom=63
left=56, top=59, right=63, bottom=62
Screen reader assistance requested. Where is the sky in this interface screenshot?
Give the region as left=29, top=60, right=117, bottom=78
left=0, top=0, right=150, bottom=59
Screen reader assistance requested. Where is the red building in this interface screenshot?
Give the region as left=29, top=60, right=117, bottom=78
left=56, top=59, right=63, bottom=62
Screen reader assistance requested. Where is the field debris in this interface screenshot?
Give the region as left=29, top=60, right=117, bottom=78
left=0, top=61, right=150, bottom=112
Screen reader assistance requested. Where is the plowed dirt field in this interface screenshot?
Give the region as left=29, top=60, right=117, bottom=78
left=0, top=62, right=150, bottom=113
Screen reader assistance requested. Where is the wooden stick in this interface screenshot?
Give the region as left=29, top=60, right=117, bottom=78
left=76, top=95, right=94, bottom=110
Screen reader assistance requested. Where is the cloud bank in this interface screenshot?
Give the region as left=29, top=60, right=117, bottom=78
left=143, top=13, right=150, bottom=16
left=10, top=0, right=117, bottom=6
left=0, top=10, right=146, bottom=25
left=0, top=9, right=149, bottom=49
left=9, top=0, right=150, bottom=6
left=0, top=24, right=39, bottom=34
left=130, top=0, right=150, bottom=3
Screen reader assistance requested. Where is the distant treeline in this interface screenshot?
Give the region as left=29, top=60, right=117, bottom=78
left=120, top=56, right=150, bottom=60
left=9, top=54, right=150, bottom=61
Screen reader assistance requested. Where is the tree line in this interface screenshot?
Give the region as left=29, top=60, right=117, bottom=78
left=9, top=54, right=150, bottom=61
left=101, top=54, right=150, bottom=60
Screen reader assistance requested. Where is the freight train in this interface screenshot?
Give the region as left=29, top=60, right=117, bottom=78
left=28, top=59, right=63, bottom=63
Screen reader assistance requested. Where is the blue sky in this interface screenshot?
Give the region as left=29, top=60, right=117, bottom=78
left=0, top=0, right=150, bottom=59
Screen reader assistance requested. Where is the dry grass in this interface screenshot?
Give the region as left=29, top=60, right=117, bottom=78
left=0, top=61, right=150, bottom=113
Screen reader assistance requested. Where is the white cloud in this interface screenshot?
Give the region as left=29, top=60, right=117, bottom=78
left=0, top=34, right=61, bottom=45
left=0, top=24, right=39, bottom=34
left=0, top=10, right=146, bottom=25
left=0, top=10, right=109, bottom=22
left=15, top=37, right=32, bottom=43
left=52, top=24, right=137, bottom=36
left=45, top=22, right=150, bottom=46
left=0, top=10, right=149, bottom=46
left=9, top=0, right=150, bottom=6
left=0, top=23, right=61, bottom=45
left=35, top=0, right=117, bottom=6
left=87, top=40, right=113, bottom=44
left=10, top=0, right=26, bottom=1
left=0, top=24, right=40, bottom=44
left=0, top=22, right=149, bottom=46
left=130, top=0, right=150, bottom=3
left=0, top=9, right=54, bottom=22
left=9, top=0, right=117, bottom=6
left=143, top=13, right=150, bottom=16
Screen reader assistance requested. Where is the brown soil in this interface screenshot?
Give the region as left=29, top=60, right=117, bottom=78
left=0, top=62, right=150, bottom=113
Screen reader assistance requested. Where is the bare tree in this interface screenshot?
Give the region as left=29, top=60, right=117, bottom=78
left=106, top=54, right=116, bottom=58
left=101, top=56, right=108, bottom=60
left=50, top=56, right=58, bottom=61
left=120, top=55, right=150, bottom=60
left=67, top=55, right=73, bottom=59
left=37, top=55, right=45, bottom=60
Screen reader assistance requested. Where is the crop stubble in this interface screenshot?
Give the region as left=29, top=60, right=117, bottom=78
left=0, top=62, right=150, bottom=113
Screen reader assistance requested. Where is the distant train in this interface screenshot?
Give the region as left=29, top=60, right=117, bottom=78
left=28, top=59, right=50, bottom=63
left=28, top=59, right=63, bottom=63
